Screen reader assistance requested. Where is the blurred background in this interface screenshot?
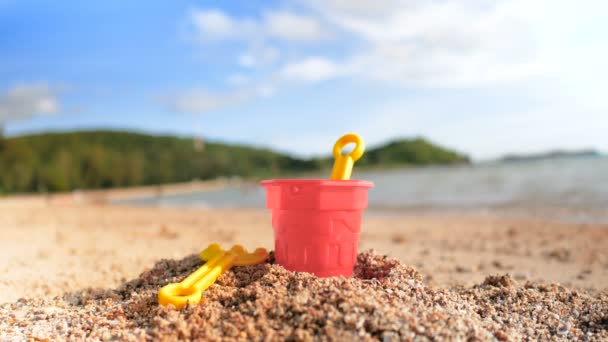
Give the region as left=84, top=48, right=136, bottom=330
left=1, top=0, right=607, bottom=222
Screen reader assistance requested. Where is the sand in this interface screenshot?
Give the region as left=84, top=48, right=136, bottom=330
left=1, top=251, right=607, bottom=340
left=1, top=192, right=607, bottom=340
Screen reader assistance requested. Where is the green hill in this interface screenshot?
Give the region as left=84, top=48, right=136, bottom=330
left=358, top=137, right=469, bottom=167
left=0, top=130, right=469, bottom=193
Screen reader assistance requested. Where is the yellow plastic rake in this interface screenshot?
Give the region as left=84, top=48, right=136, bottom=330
left=158, top=244, right=269, bottom=309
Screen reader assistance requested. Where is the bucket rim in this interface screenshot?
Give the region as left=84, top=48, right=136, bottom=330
left=260, top=179, right=374, bottom=188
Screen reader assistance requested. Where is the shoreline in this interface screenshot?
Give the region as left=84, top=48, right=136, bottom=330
left=116, top=196, right=608, bottom=226
left=0, top=179, right=230, bottom=206
left=80, top=178, right=608, bottom=225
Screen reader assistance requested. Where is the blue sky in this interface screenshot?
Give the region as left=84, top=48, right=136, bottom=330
left=0, top=0, right=607, bottom=160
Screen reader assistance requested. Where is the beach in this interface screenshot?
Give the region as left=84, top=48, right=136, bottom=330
left=3, top=0, right=608, bottom=338
left=1, top=191, right=607, bottom=339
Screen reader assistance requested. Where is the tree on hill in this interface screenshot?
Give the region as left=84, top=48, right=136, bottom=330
left=0, top=131, right=469, bottom=194
left=358, top=138, right=469, bottom=166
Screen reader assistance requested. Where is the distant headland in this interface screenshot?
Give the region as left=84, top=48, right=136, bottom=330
left=499, top=149, right=603, bottom=162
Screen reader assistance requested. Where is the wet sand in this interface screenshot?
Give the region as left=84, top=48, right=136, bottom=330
left=0, top=194, right=607, bottom=340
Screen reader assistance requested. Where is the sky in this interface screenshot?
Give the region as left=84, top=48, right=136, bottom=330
left=0, top=0, right=607, bottom=160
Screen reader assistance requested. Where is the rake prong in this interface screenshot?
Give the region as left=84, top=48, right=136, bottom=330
left=233, top=246, right=269, bottom=266
left=199, top=243, right=224, bottom=261
left=200, top=244, right=269, bottom=265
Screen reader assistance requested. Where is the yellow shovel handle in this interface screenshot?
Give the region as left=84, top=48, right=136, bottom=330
left=180, top=251, right=226, bottom=289
left=158, top=252, right=237, bottom=309
left=331, top=133, right=365, bottom=180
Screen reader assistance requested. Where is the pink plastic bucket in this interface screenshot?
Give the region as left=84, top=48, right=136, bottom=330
left=260, top=179, right=373, bottom=277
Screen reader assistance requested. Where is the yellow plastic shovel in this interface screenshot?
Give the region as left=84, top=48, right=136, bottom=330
left=331, top=133, right=365, bottom=180
left=158, top=243, right=269, bottom=309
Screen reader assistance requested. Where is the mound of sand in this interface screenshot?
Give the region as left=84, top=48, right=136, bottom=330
left=1, top=251, right=607, bottom=341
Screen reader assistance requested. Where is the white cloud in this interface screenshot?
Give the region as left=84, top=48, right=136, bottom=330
left=238, top=54, right=256, bottom=67
left=264, top=11, right=328, bottom=41
left=237, top=46, right=280, bottom=68
left=162, top=88, right=251, bottom=114
left=226, top=74, right=250, bottom=87
left=182, top=0, right=608, bottom=160
left=299, top=0, right=553, bottom=87
left=281, top=57, right=341, bottom=82
left=190, top=1, right=559, bottom=88
left=161, top=83, right=278, bottom=114
left=256, top=85, right=275, bottom=98
left=190, top=8, right=329, bottom=43
left=191, top=9, right=257, bottom=40
left=192, top=10, right=234, bottom=37
left=188, top=0, right=608, bottom=90
left=0, top=84, right=60, bottom=123
left=306, top=0, right=401, bottom=17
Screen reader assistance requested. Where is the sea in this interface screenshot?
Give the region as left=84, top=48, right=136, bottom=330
left=119, top=156, right=608, bottom=224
